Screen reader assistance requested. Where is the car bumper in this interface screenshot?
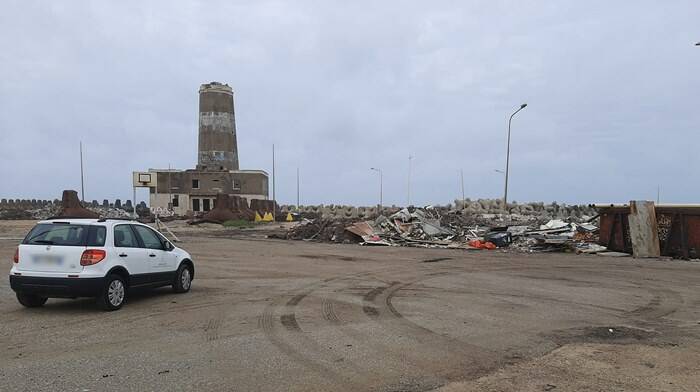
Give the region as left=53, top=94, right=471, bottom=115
left=9, top=275, right=105, bottom=298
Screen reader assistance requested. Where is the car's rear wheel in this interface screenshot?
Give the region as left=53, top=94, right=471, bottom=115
left=97, top=274, right=126, bottom=311
left=173, top=264, right=192, bottom=293
left=16, top=293, right=48, bottom=308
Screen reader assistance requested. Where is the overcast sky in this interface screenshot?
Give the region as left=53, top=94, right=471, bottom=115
left=1, top=1, right=699, bottom=207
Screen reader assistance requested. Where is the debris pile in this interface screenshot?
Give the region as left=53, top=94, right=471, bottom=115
left=0, top=192, right=143, bottom=220
left=26, top=202, right=135, bottom=220
left=196, top=194, right=244, bottom=224
left=188, top=194, right=273, bottom=224
left=285, top=218, right=362, bottom=243
left=281, top=206, right=603, bottom=253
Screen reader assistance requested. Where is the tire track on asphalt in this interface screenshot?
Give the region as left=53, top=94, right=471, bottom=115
left=321, top=297, right=342, bottom=325
left=257, top=267, right=398, bottom=389
left=318, top=265, right=539, bottom=383
left=204, top=316, right=224, bottom=341
left=314, top=275, right=453, bottom=389
left=627, top=287, right=684, bottom=321
left=350, top=266, right=508, bottom=383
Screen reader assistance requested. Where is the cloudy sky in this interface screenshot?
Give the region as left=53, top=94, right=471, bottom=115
left=1, top=1, right=699, bottom=206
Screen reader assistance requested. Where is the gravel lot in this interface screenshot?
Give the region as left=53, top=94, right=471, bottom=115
left=1, top=220, right=699, bottom=391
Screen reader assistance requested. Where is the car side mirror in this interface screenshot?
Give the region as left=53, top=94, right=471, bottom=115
left=165, top=242, right=174, bottom=251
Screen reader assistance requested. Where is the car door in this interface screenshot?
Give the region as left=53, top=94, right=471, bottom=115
left=155, top=231, right=179, bottom=273
left=113, top=224, right=150, bottom=281
left=131, top=225, right=169, bottom=281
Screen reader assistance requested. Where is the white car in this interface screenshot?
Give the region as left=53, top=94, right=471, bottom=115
left=9, top=218, right=194, bottom=310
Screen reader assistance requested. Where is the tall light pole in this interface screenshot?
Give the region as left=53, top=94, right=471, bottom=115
left=272, top=144, right=276, bottom=220
left=79, top=141, right=85, bottom=202
left=370, top=167, right=382, bottom=210
left=503, top=103, right=527, bottom=212
left=296, top=166, right=300, bottom=209
left=460, top=169, right=465, bottom=207
left=407, top=154, right=413, bottom=206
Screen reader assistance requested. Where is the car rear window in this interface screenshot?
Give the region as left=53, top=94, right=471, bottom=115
left=23, top=223, right=106, bottom=247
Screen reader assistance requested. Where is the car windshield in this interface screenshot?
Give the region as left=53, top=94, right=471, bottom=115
left=23, top=223, right=106, bottom=247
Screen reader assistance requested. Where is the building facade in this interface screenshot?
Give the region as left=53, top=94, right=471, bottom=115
left=134, top=82, right=268, bottom=215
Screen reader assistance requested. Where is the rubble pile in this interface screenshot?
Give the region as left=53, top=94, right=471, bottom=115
left=191, top=194, right=258, bottom=224
left=0, top=192, right=147, bottom=220
left=23, top=203, right=138, bottom=220
left=282, top=206, right=603, bottom=253
left=284, top=218, right=362, bottom=243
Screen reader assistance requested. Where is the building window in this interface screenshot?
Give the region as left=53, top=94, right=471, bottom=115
left=192, top=179, right=200, bottom=189
left=203, top=199, right=211, bottom=212
left=172, top=195, right=179, bottom=207
left=192, top=198, right=200, bottom=212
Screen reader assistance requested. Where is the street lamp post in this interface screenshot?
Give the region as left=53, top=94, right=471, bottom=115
left=370, top=167, right=383, bottom=210
left=407, top=155, right=413, bottom=206
left=503, top=103, right=527, bottom=213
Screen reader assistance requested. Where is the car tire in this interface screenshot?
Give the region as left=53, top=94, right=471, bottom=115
left=16, top=293, right=48, bottom=308
left=97, top=274, right=127, bottom=311
left=173, top=264, right=192, bottom=293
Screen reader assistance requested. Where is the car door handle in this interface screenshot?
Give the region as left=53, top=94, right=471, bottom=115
left=119, top=253, right=128, bottom=257
left=149, top=254, right=157, bottom=257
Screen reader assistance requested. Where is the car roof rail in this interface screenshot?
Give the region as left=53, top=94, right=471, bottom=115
left=45, top=216, right=99, bottom=220
left=96, top=217, right=137, bottom=222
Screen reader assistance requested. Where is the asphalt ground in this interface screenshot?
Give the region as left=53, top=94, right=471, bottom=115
left=1, top=221, right=699, bottom=391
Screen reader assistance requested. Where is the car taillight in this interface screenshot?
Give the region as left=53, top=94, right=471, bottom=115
left=13, top=247, right=19, bottom=263
left=80, top=249, right=106, bottom=266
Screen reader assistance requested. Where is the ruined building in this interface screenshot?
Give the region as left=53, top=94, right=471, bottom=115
left=133, top=82, right=268, bottom=215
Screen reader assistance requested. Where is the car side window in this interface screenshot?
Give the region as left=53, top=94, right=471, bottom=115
left=114, top=225, right=139, bottom=248
left=87, top=226, right=106, bottom=247
left=133, top=225, right=164, bottom=250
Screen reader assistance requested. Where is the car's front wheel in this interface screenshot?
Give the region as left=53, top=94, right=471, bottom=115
left=173, top=264, right=192, bottom=293
left=17, top=293, right=48, bottom=308
left=97, top=274, right=126, bottom=311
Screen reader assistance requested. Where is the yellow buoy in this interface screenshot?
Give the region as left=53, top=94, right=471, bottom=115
left=254, top=212, right=263, bottom=222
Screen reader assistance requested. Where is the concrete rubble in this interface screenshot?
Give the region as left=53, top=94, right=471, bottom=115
left=0, top=192, right=146, bottom=220
left=279, top=198, right=598, bottom=221
left=281, top=204, right=604, bottom=254
left=192, top=194, right=258, bottom=224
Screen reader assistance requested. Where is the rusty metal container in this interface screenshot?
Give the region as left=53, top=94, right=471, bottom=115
left=594, top=204, right=700, bottom=259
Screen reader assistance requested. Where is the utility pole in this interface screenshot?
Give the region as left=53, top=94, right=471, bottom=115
left=132, top=184, right=137, bottom=219
left=657, top=185, right=660, bottom=205
left=296, top=166, right=300, bottom=209
left=272, top=143, right=276, bottom=220
left=460, top=169, right=465, bottom=207
left=370, top=167, right=383, bottom=211
left=168, top=163, right=172, bottom=211
left=79, top=141, right=85, bottom=202
left=407, top=154, right=413, bottom=206
left=503, top=103, right=527, bottom=213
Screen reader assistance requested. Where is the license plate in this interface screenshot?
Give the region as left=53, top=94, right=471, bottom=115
left=32, top=255, right=64, bottom=266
